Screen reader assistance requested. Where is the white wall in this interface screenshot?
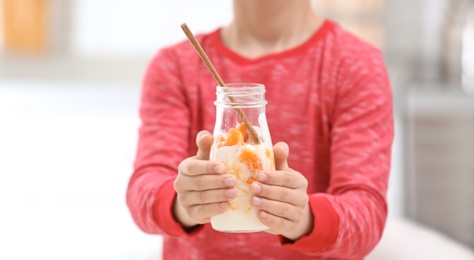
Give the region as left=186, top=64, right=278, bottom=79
left=71, top=0, right=233, bottom=58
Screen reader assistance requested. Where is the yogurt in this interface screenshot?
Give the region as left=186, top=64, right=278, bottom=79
left=210, top=124, right=275, bottom=232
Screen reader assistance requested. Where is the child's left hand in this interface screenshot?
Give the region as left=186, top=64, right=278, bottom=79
left=250, top=142, right=313, bottom=241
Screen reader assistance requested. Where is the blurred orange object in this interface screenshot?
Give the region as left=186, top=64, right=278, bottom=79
left=2, top=0, right=48, bottom=53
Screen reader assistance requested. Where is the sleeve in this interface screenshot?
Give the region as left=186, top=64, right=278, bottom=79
left=281, top=48, right=394, bottom=258
left=126, top=48, right=204, bottom=237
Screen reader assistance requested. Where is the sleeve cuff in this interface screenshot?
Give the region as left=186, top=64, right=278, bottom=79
left=280, top=195, right=339, bottom=252
left=153, top=179, right=204, bottom=237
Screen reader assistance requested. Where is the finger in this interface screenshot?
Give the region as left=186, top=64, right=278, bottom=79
left=257, top=208, right=296, bottom=232
left=273, top=142, right=289, bottom=171
left=256, top=170, right=307, bottom=189
left=258, top=197, right=303, bottom=221
left=196, top=130, right=214, bottom=160
left=250, top=182, right=306, bottom=206
left=251, top=196, right=303, bottom=221
left=180, top=188, right=237, bottom=206
left=187, top=202, right=230, bottom=223
left=178, top=173, right=236, bottom=191
left=178, top=157, right=225, bottom=177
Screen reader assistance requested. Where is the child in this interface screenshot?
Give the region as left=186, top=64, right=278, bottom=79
left=127, top=0, right=394, bottom=259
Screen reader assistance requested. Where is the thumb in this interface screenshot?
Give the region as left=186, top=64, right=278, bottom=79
left=273, top=142, right=289, bottom=171
left=196, top=130, right=214, bottom=160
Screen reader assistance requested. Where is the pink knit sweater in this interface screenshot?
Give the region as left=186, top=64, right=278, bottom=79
left=127, top=20, right=394, bottom=259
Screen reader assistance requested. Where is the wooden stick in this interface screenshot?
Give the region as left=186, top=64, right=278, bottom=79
left=180, top=23, right=260, bottom=143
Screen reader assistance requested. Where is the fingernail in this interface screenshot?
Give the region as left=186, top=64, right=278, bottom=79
left=225, top=177, right=235, bottom=187
left=250, top=183, right=261, bottom=193
left=252, top=197, right=263, bottom=206
left=214, top=164, right=224, bottom=173
left=197, top=131, right=208, bottom=142
left=258, top=173, right=268, bottom=182
left=219, top=202, right=228, bottom=209
left=225, top=189, right=236, bottom=198
left=260, top=211, right=268, bottom=219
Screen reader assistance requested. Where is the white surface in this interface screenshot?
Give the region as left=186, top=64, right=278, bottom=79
left=0, top=80, right=161, bottom=260
left=367, top=219, right=474, bottom=260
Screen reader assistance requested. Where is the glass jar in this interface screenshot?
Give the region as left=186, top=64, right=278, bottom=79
left=210, top=83, right=275, bottom=233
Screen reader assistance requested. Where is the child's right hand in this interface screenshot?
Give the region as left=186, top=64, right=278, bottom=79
left=173, top=130, right=237, bottom=229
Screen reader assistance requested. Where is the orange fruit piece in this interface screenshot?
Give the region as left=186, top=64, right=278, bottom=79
left=237, top=123, right=249, bottom=142
left=239, top=148, right=263, bottom=174
left=223, top=128, right=244, bottom=146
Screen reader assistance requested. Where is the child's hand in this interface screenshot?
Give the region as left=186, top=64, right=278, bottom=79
left=173, top=131, right=237, bottom=228
left=250, top=142, right=313, bottom=241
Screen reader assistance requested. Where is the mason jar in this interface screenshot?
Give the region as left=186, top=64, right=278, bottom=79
left=209, top=83, right=275, bottom=232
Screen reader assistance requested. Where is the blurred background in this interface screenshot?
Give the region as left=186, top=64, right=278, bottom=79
left=0, top=0, right=473, bottom=259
